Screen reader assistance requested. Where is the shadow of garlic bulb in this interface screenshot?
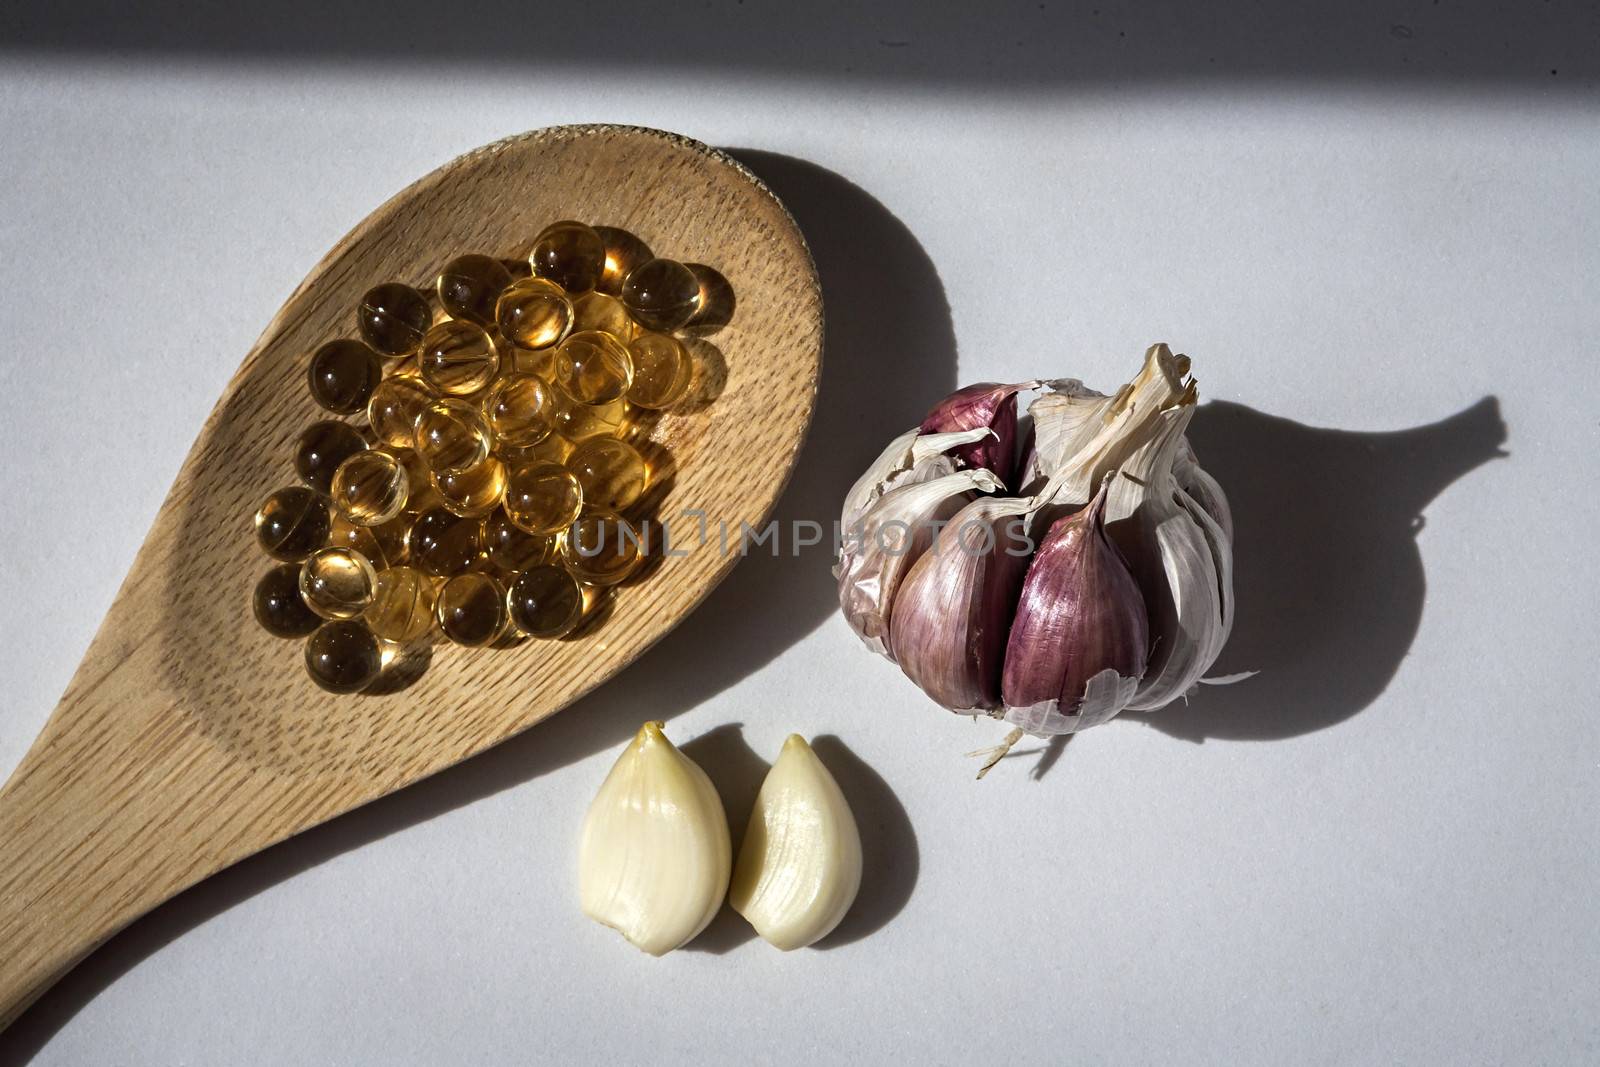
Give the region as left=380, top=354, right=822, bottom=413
left=834, top=344, right=1245, bottom=777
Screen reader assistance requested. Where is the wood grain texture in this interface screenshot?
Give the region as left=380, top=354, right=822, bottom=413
left=0, top=125, right=822, bottom=1029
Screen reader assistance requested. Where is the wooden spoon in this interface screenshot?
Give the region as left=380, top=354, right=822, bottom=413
left=0, top=124, right=821, bottom=1029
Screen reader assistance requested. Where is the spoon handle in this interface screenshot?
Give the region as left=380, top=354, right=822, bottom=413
left=0, top=669, right=281, bottom=1031
left=0, top=706, right=182, bottom=1027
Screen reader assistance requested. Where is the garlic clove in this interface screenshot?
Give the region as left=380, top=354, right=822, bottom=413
left=1000, top=480, right=1150, bottom=735
left=919, top=381, right=1039, bottom=488
left=839, top=426, right=996, bottom=535
left=578, top=721, right=731, bottom=956
left=889, top=492, right=1037, bottom=713
left=730, top=735, right=862, bottom=951
left=836, top=468, right=1003, bottom=657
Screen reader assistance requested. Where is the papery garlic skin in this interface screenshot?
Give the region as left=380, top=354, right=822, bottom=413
left=578, top=722, right=731, bottom=956
left=731, top=735, right=863, bottom=951
left=1102, top=401, right=1234, bottom=712
left=1175, top=487, right=1238, bottom=682
left=1023, top=378, right=1110, bottom=488
left=836, top=468, right=1002, bottom=657
left=920, top=381, right=1037, bottom=488
left=889, top=493, right=1036, bottom=712
left=839, top=426, right=995, bottom=535
left=1001, top=482, right=1150, bottom=734
left=1175, top=438, right=1234, bottom=543
left=1031, top=345, right=1190, bottom=513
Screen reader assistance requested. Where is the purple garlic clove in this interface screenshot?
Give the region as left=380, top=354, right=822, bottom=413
left=1001, top=481, right=1150, bottom=735
left=919, top=382, right=1036, bottom=487
left=888, top=494, right=1035, bottom=713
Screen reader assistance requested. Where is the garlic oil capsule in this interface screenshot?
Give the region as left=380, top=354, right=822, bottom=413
left=578, top=722, right=731, bottom=956
left=731, top=735, right=862, bottom=951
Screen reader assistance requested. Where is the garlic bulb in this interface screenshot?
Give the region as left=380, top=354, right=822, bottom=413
left=833, top=346, right=1243, bottom=768
left=578, top=721, right=731, bottom=955
left=730, top=735, right=863, bottom=951
left=836, top=468, right=1003, bottom=656
left=1001, top=480, right=1150, bottom=735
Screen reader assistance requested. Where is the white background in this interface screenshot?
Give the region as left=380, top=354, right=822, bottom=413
left=2, top=6, right=1598, bottom=1064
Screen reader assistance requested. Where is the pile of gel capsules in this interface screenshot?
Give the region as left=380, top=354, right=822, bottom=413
left=251, top=221, right=729, bottom=693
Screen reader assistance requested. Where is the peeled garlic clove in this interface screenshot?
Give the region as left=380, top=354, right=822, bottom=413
left=919, top=381, right=1039, bottom=487
left=730, top=735, right=863, bottom=951
left=578, top=721, right=731, bottom=956
left=1001, top=481, right=1149, bottom=735
left=839, top=426, right=996, bottom=534
left=836, top=468, right=1003, bottom=657
left=889, top=493, right=1036, bottom=712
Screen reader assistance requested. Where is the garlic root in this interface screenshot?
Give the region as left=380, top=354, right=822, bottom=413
left=967, top=727, right=1026, bottom=780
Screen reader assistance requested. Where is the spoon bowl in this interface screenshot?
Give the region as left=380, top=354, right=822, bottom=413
left=0, top=125, right=821, bottom=1028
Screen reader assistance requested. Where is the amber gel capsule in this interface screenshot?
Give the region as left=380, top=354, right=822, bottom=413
left=529, top=220, right=606, bottom=293
left=435, top=572, right=509, bottom=647
left=304, top=619, right=382, bottom=693
left=437, top=253, right=513, bottom=325
left=507, top=564, right=588, bottom=638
